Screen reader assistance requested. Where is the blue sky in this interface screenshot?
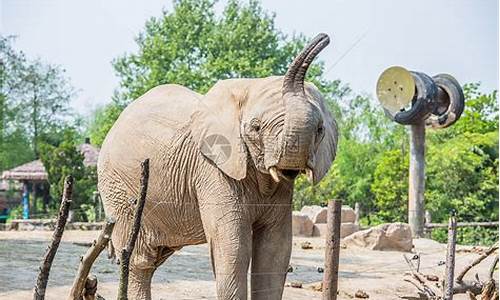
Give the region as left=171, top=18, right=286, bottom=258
left=1, top=0, right=498, bottom=115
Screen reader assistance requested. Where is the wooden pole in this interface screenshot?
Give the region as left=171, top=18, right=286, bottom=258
left=425, top=221, right=499, bottom=229
left=323, top=200, right=342, bottom=300
left=68, top=217, right=115, bottom=300
left=33, top=176, right=73, bottom=300
left=409, top=121, right=425, bottom=238
left=354, top=202, right=360, bottom=225
left=443, top=215, right=457, bottom=300
left=117, top=159, right=150, bottom=300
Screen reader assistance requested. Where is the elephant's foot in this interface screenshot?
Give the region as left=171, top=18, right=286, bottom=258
left=128, top=266, right=155, bottom=300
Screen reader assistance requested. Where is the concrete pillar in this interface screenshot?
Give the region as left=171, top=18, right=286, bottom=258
left=409, top=121, right=425, bottom=238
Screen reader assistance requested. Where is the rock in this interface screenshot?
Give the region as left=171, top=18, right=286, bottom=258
left=300, top=241, right=313, bottom=249
left=312, top=223, right=359, bottom=238
left=292, top=212, right=314, bottom=237
left=290, top=281, right=303, bottom=288
left=424, top=274, right=439, bottom=281
left=355, top=289, right=369, bottom=298
left=343, top=222, right=413, bottom=252
left=341, top=205, right=356, bottom=223
left=300, top=205, right=357, bottom=224
left=305, top=281, right=322, bottom=292
left=300, top=205, right=326, bottom=223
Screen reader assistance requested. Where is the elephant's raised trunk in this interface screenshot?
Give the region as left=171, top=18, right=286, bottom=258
left=282, top=33, right=330, bottom=96
left=269, top=34, right=330, bottom=182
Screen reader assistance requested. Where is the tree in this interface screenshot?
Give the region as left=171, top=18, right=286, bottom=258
left=88, top=0, right=348, bottom=147
left=0, top=35, right=74, bottom=172
left=13, top=59, right=74, bottom=156
left=39, top=129, right=97, bottom=221
left=87, top=103, right=123, bottom=146
left=0, top=36, right=33, bottom=171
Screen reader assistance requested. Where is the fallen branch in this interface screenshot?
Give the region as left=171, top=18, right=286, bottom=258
left=68, top=217, right=116, bottom=300
left=403, top=254, right=441, bottom=298
left=456, top=244, right=498, bottom=283
left=488, top=255, right=498, bottom=280
left=34, top=176, right=74, bottom=300
left=117, top=159, right=150, bottom=300
left=82, top=275, right=97, bottom=300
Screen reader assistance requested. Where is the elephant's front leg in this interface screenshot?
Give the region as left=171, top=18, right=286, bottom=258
left=251, top=209, right=292, bottom=300
left=202, top=204, right=252, bottom=300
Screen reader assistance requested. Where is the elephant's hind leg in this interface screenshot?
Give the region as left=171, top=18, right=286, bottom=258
left=129, top=246, right=175, bottom=300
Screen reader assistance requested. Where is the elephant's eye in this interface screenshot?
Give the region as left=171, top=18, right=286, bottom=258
left=317, top=124, right=324, bottom=136
left=250, top=118, right=261, bottom=132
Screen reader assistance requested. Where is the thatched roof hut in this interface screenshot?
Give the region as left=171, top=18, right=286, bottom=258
left=1, top=160, right=48, bottom=181
left=1, top=141, right=100, bottom=218
left=1, top=142, right=99, bottom=181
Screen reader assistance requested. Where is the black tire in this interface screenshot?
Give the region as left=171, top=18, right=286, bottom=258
left=425, top=74, right=465, bottom=129
left=393, top=71, right=437, bottom=125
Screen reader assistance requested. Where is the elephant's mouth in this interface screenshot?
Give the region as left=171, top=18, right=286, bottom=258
left=268, top=167, right=312, bottom=183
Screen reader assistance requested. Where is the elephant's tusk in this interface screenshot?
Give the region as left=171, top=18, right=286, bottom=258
left=306, top=168, right=314, bottom=183
left=269, top=167, right=281, bottom=183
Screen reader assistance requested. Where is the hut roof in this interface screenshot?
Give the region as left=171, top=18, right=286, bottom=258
left=78, top=143, right=99, bottom=167
left=1, top=160, right=48, bottom=181
left=1, top=143, right=100, bottom=181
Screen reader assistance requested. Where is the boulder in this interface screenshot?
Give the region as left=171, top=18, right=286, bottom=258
left=312, top=222, right=359, bottom=238
left=300, top=205, right=325, bottom=223
left=341, top=205, right=356, bottom=223
left=343, top=222, right=413, bottom=252
left=300, top=205, right=357, bottom=224
left=292, top=212, right=314, bottom=237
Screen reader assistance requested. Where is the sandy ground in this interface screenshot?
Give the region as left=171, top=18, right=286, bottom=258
left=0, top=230, right=497, bottom=300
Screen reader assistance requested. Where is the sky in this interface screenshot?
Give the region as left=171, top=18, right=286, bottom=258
left=1, top=0, right=498, bottom=115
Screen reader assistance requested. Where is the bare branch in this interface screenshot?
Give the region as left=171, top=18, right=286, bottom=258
left=68, top=218, right=116, bottom=300
left=456, top=244, right=498, bottom=283
left=34, top=176, right=73, bottom=300
left=488, top=255, right=498, bottom=280
left=117, top=159, right=150, bottom=300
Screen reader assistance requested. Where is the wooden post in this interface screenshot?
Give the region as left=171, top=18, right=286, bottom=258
left=409, top=121, right=425, bottom=238
left=33, top=176, right=73, bottom=300
left=424, top=210, right=432, bottom=238
left=354, top=202, right=360, bottom=225
left=323, top=200, right=342, bottom=300
left=117, top=159, right=149, bottom=300
left=443, top=215, right=457, bottom=300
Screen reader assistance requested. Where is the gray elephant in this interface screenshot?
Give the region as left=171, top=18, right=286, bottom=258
left=97, top=33, right=338, bottom=300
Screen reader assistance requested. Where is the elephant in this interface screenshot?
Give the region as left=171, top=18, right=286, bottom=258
left=97, top=33, right=338, bottom=300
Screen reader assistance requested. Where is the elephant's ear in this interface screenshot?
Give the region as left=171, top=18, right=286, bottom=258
left=191, top=80, right=247, bottom=180
left=305, top=83, right=339, bottom=184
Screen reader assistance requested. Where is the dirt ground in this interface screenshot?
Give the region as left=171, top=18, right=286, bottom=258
left=0, top=230, right=496, bottom=300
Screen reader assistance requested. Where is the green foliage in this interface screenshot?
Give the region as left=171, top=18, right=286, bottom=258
left=113, top=0, right=301, bottom=100
left=372, top=149, right=409, bottom=223
left=87, top=103, right=123, bottom=146
left=39, top=129, right=97, bottom=221
left=0, top=35, right=74, bottom=171
left=431, top=227, right=497, bottom=246
left=90, top=0, right=348, bottom=147
left=426, top=132, right=498, bottom=223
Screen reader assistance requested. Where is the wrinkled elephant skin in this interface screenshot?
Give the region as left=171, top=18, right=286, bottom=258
left=97, top=33, right=338, bottom=300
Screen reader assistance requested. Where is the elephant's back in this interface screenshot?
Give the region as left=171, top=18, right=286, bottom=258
left=99, top=84, right=201, bottom=169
